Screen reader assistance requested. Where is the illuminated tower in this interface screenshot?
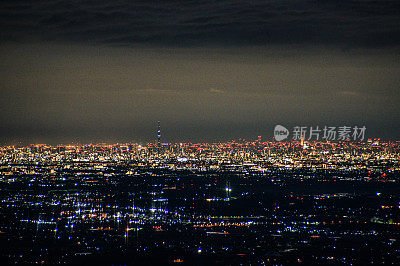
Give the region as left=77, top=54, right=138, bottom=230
left=157, top=121, right=161, bottom=152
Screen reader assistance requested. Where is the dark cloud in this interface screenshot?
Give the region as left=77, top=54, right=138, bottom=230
left=0, top=0, right=400, bottom=47
left=0, top=1, right=399, bottom=144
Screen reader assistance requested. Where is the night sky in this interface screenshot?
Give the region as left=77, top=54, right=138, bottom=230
left=1, top=0, right=399, bottom=144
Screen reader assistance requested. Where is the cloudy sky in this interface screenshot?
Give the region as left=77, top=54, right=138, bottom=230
left=1, top=0, right=399, bottom=144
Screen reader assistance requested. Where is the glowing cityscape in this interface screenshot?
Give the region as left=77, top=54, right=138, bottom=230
left=1, top=138, right=399, bottom=264
left=1, top=0, right=400, bottom=264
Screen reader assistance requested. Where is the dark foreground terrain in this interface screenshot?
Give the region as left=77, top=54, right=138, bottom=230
left=1, top=164, right=400, bottom=265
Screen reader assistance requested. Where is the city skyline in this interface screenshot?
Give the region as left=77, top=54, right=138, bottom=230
left=0, top=121, right=391, bottom=146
